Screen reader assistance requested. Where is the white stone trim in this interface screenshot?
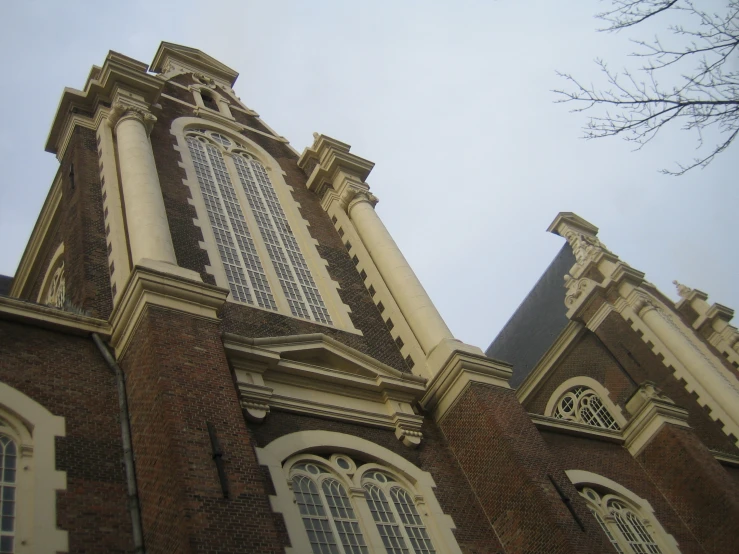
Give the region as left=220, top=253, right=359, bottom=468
left=545, top=376, right=628, bottom=428
left=566, top=470, right=681, bottom=553
left=256, top=430, right=462, bottom=554
left=529, top=414, right=624, bottom=442
left=0, top=383, right=68, bottom=553
left=36, top=242, right=65, bottom=305
left=96, top=111, right=131, bottom=303
left=329, top=204, right=426, bottom=376
left=170, top=117, right=359, bottom=334
left=0, top=295, right=110, bottom=338
left=224, top=333, right=426, bottom=446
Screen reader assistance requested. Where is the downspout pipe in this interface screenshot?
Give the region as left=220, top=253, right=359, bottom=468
left=92, top=333, right=146, bottom=554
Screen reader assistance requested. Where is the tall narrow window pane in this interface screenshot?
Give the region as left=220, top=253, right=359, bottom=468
left=233, top=154, right=332, bottom=325
left=389, top=487, right=436, bottom=554
left=363, top=483, right=409, bottom=554
left=293, top=475, right=340, bottom=554
left=186, top=136, right=277, bottom=310
left=322, top=479, right=368, bottom=554
left=0, top=435, right=16, bottom=554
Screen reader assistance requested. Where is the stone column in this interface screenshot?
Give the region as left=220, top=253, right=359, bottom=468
left=347, top=192, right=453, bottom=355
left=637, top=300, right=739, bottom=432
left=110, top=102, right=178, bottom=269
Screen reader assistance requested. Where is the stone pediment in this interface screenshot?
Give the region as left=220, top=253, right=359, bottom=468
left=151, top=42, right=239, bottom=87
left=222, top=333, right=427, bottom=447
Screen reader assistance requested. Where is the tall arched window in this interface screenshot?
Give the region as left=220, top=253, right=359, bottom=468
left=575, top=483, right=678, bottom=554
left=284, top=453, right=439, bottom=554
left=362, top=471, right=436, bottom=554
left=552, top=386, right=620, bottom=430
left=0, top=433, right=17, bottom=553
left=184, top=128, right=332, bottom=324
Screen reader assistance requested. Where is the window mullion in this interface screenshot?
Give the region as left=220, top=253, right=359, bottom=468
left=197, top=141, right=255, bottom=305
left=247, top=160, right=315, bottom=318
left=222, top=153, right=290, bottom=314
left=351, top=488, right=386, bottom=553
left=318, top=481, right=351, bottom=554
left=384, top=484, right=416, bottom=554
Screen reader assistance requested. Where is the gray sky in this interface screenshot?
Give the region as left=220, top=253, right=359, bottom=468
left=1, top=1, right=736, bottom=350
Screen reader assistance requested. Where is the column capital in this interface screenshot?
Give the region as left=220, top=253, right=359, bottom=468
left=346, top=190, right=379, bottom=214
left=109, top=101, right=157, bottom=134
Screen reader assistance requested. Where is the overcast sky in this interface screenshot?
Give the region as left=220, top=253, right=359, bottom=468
left=1, top=1, right=736, bottom=350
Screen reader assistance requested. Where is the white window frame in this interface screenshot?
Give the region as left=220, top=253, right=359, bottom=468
left=0, top=383, right=67, bottom=554
left=546, top=376, right=628, bottom=429
left=257, top=430, right=463, bottom=554
left=567, top=470, right=680, bottom=554
left=171, top=117, right=358, bottom=333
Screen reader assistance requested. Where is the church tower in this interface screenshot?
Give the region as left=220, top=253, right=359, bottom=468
left=1, top=42, right=738, bottom=554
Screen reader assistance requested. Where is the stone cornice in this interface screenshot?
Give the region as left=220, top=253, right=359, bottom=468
left=421, top=340, right=513, bottom=422
left=0, top=295, right=110, bottom=338
left=109, top=265, right=228, bottom=358
left=224, top=332, right=426, bottom=447
left=299, top=134, right=375, bottom=201
left=623, top=382, right=690, bottom=456
left=529, top=414, right=624, bottom=443
left=10, top=174, right=62, bottom=299
left=46, top=50, right=164, bottom=155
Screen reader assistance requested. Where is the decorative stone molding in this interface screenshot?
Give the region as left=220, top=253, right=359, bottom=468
left=0, top=295, right=110, bottom=338
left=109, top=264, right=228, bottom=358
left=421, top=339, right=513, bottom=422
left=623, top=382, right=690, bottom=456
left=529, top=413, right=624, bottom=443
left=225, top=333, right=427, bottom=447
left=109, top=101, right=157, bottom=134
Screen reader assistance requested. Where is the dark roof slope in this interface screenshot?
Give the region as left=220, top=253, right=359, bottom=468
left=0, top=275, right=13, bottom=296
left=485, top=243, right=575, bottom=387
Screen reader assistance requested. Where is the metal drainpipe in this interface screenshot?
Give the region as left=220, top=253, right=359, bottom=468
left=92, top=333, right=146, bottom=554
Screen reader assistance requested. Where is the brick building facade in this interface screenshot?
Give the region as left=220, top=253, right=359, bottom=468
left=0, top=43, right=737, bottom=554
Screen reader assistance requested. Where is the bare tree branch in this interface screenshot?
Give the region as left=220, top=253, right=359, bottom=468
left=555, top=0, right=739, bottom=174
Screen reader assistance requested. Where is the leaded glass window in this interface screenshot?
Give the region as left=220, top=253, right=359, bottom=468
left=579, top=487, right=668, bottom=554
left=290, top=463, right=368, bottom=554
left=362, top=472, right=436, bottom=554
left=184, top=129, right=332, bottom=325
left=0, top=435, right=17, bottom=554
left=553, top=386, right=620, bottom=430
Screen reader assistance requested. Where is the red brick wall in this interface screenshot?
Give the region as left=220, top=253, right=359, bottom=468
left=637, top=424, right=739, bottom=554
left=0, top=319, right=134, bottom=553
left=541, top=430, right=705, bottom=553
left=525, top=331, right=636, bottom=416
left=21, top=127, right=112, bottom=319
left=119, top=306, right=284, bottom=553
left=59, top=127, right=112, bottom=317
left=251, top=410, right=504, bottom=554
left=440, top=383, right=616, bottom=554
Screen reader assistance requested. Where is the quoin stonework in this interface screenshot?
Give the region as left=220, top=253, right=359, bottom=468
left=1, top=43, right=738, bottom=554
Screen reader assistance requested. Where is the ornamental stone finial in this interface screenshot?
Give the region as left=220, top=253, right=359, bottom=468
left=673, top=280, right=693, bottom=299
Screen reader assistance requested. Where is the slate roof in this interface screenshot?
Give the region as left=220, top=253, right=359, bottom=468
left=485, top=243, right=575, bottom=388
left=0, top=275, right=13, bottom=296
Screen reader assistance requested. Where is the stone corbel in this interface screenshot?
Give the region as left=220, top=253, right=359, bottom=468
left=623, top=382, right=690, bottom=456
left=109, top=101, right=157, bottom=134
left=235, top=369, right=274, bottom=423
left=392, top=412, right=424, bottom=448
